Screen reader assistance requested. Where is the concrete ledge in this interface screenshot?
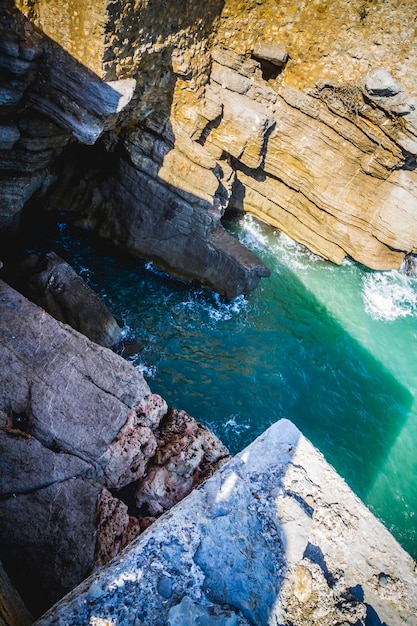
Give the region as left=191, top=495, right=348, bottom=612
left=36, top=419, right=417, bottom=625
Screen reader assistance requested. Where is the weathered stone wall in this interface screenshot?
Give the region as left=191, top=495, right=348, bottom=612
left=214, top=0, right=417, bottom=95
left=4, top=0, right=417, bottom=286
left=202, top=0, right=417, bottom=270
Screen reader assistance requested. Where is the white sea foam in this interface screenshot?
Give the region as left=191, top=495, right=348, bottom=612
left=135, top=362, right=156, bottom=378
left=172, top=290, right=249, bottom=325
left=236, top=214, right=271, bottom=253
left=362, top=271, right=417, bottom=321
left=207, top=293, right=248, bottom=321
left=223, top=415, right=250, bottom=432
left=144, top=261, right=167, bottom=278
left=237, top=214, right=322, bottom=272
left=120, top=323, right=132, bottom=339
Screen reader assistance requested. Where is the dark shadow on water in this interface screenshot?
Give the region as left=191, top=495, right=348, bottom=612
left=29, top=212, right=414, bottom=513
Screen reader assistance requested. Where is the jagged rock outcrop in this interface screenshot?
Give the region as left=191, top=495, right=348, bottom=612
left=0, top=281, right=229, bottom=617
left=34, top=419, right=417, bottom=626
left=2, top=0, right=417, bottom=291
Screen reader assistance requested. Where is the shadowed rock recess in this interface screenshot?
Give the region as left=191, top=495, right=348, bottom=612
left=1, top=0, right=417, bottom=623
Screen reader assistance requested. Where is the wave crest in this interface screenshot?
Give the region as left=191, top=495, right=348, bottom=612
left=362, top=272, right=417, bottom=321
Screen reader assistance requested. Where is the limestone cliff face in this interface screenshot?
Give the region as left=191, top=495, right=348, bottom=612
left=209, top=0, right=417, bottom=269
left=1, top=0, right=417, bottom=293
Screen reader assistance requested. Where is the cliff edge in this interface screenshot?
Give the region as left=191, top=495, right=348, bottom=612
left=36, top=418, right=417, bottom=625
left=1, top=0, right=417, bottom=296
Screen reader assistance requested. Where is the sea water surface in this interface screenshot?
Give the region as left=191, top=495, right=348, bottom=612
left=37, top=214, right=417, bottom=559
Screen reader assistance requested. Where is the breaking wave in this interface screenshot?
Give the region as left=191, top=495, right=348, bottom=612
left=362, top=271, right=417, bottom=321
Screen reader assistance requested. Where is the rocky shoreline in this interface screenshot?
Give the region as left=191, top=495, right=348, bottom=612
left=34, top=419, right=417, bottom=626
left=0, top=280, right=229, bottom=618
left=1, top=0, right=417, bottom=622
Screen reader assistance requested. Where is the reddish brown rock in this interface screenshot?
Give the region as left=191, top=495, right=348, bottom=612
left=0, top=281, right=229, bottom=616
left=135, top=408, right=229, bottom=516
left=94, top=488, right=141, bottom=568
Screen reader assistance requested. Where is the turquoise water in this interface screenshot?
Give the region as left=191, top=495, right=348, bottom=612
left=39, top=214, right=417, bottom=559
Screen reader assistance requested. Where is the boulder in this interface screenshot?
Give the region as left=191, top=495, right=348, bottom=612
left=2, top=251, right=123, bottom=349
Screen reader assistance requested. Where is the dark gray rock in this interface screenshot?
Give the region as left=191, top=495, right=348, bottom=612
left=0, top=173, right=45, bottom=231
left=0, top=478, right=100, bottom=617
left=0, top=280, right=148, bottom=462
left=24, top=251, right=122, bottom=348
left=0, top=414, right=92, bottom=496
left=0, top=281, right=152, bottom=615
left=29, top=44, right=136, bottom=145
left=0, top=282, right=230, bottom=616
left=0, top=125, right=20, bottom=150
left=46, top=147, right=270, bottom=299
left=401, top=252, right=417, bottom=276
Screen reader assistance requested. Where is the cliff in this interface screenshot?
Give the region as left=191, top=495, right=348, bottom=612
left=35, top=419, right=417, bottom=625
left=1, top=0, right=416, bottom=297
left=1, top=1, right=417, bottom=622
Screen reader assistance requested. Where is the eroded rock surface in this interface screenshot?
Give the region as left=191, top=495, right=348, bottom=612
left=35, top=419, right=417, bottom=626
left=0, top=0, right=270, bottom=298
left=2, top=1, right=417, bottom=292
left=0, top=281, right=229, bottom=617
left=1, top=251, right=122, bottom=348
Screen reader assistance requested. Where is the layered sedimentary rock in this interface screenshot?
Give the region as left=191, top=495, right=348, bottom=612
left=2, top=0, right=415, bottom=298
left=35, top=419, right=417, bottom=626
left=0, top=281, right=228, bottom=616
left=0, top=0, right=269, bottom=298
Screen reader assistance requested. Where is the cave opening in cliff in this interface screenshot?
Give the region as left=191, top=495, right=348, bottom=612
left=251, top=55, right=284, bottom=82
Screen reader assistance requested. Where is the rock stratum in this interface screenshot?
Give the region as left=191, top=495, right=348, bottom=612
left=1, top=0, right=417, bottom=623
left=0, top=281, right=229, bottom=617
left=35, top=419, right=417, bottom=626
left=1, top=0, right=417, bottom=296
